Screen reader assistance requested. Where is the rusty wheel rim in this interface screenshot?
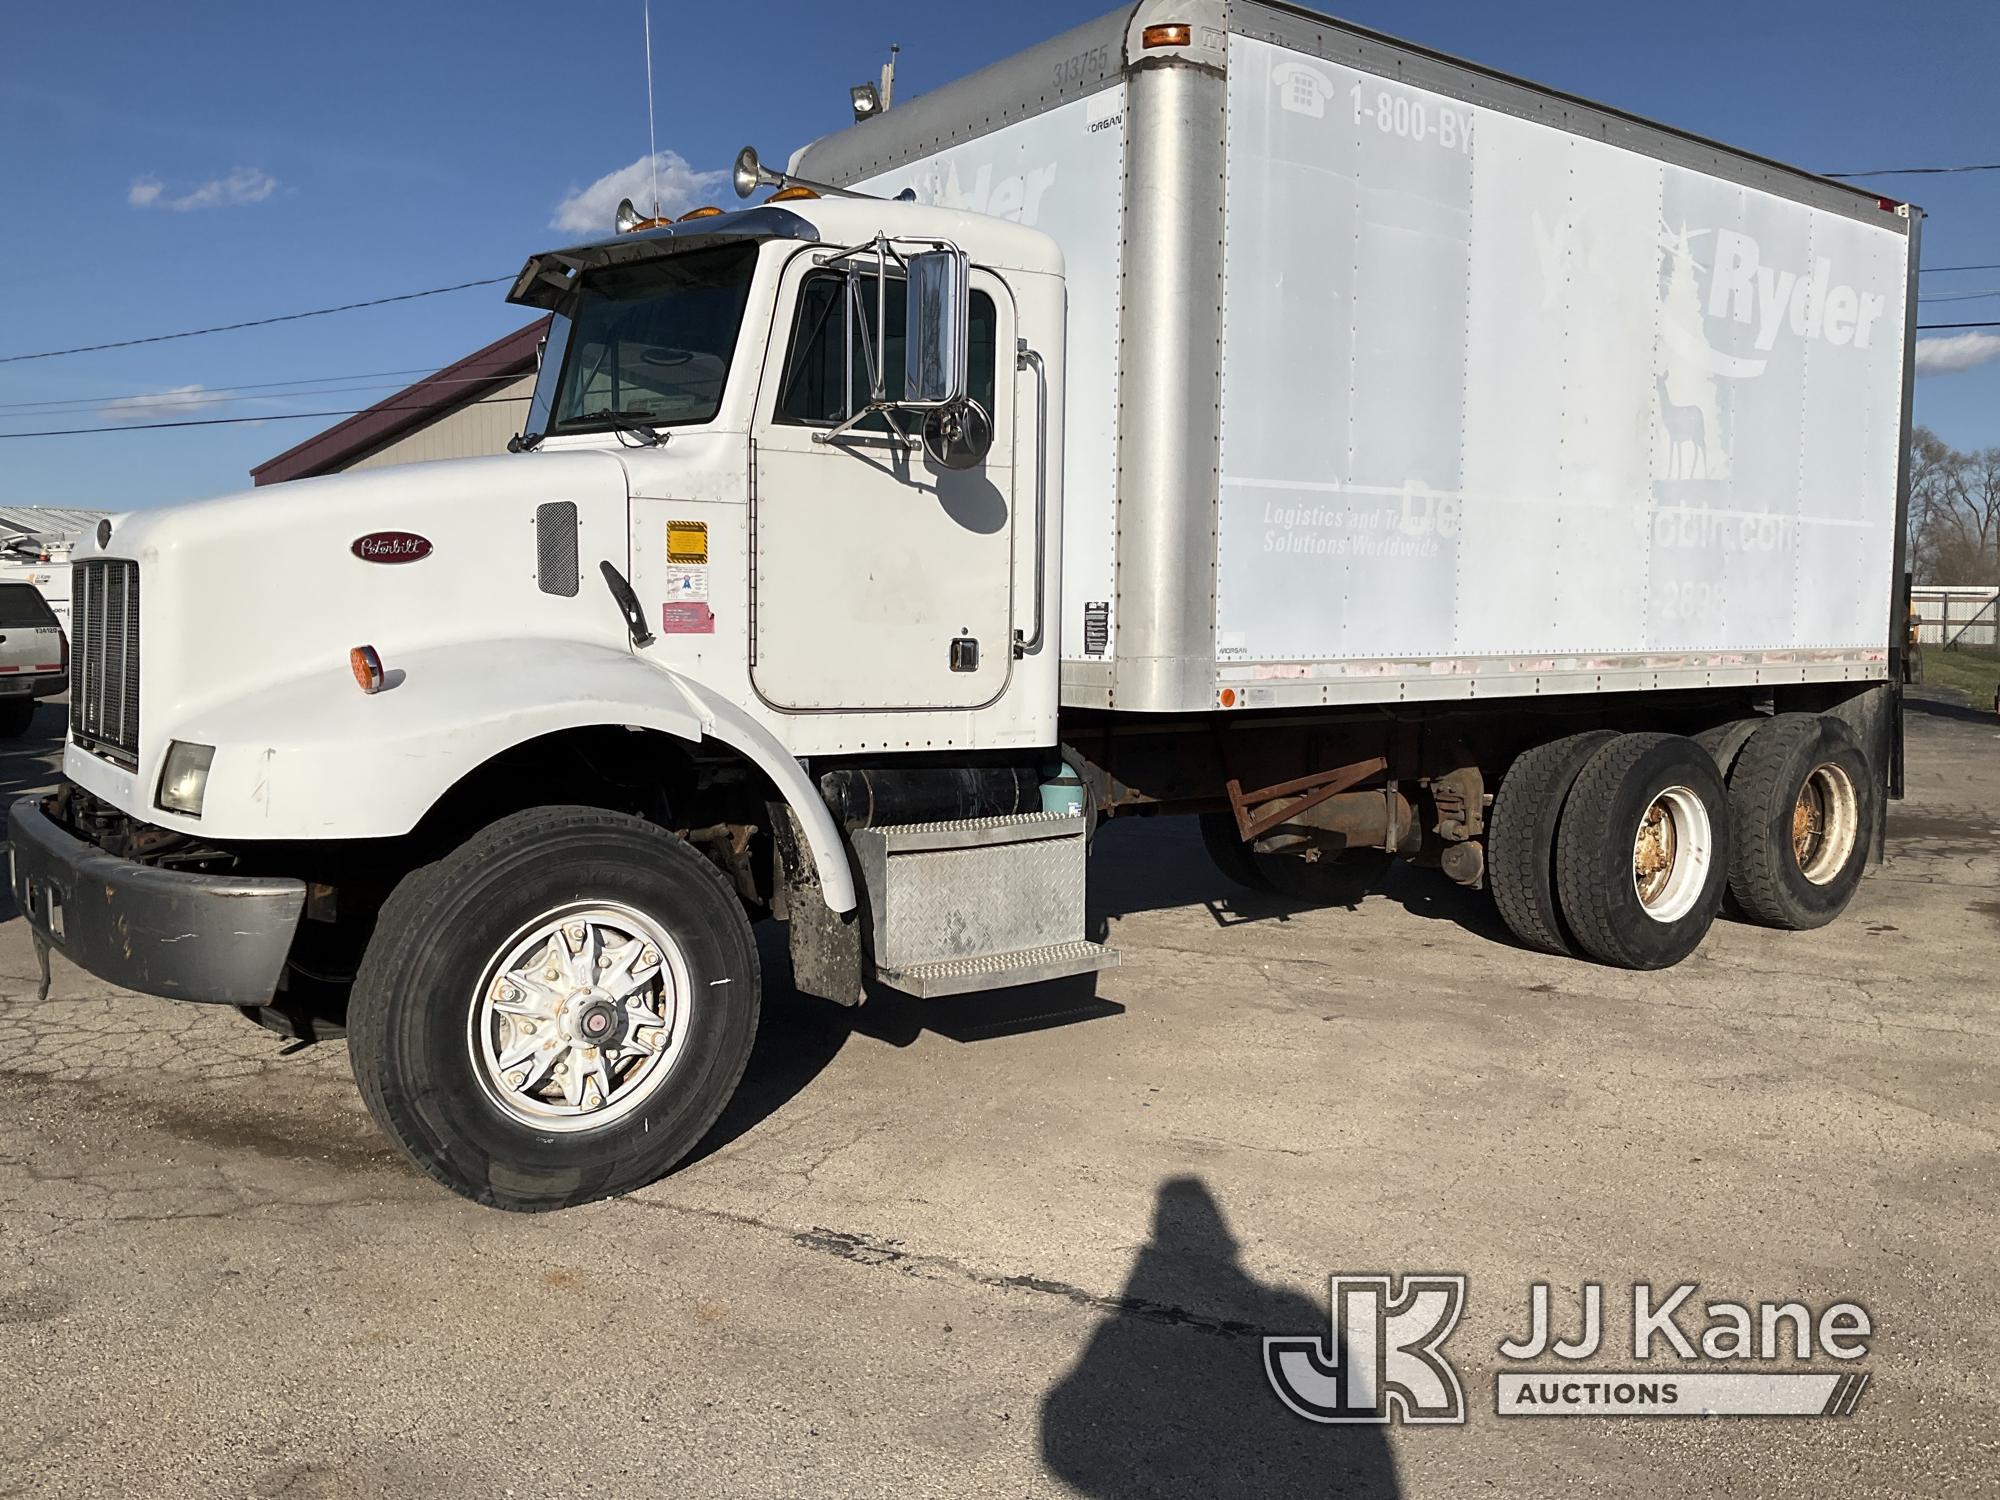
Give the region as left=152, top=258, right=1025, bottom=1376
left=1630, top=785, right=1711, bottom=922
left=1792, top=762, right=1859, bottom=886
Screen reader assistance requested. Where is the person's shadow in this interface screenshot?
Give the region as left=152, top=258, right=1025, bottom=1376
left=1041, top=1177, right=1401, bottom=1499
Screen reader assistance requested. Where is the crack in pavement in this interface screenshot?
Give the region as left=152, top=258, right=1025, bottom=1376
left=615, top=1195, right=1267, bottom=1341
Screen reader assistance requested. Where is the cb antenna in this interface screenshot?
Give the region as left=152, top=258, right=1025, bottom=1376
left=643, top=1, right=660, bottom=217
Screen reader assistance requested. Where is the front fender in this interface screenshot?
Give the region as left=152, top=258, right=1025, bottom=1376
left=87, top=639, right=856, bottom=913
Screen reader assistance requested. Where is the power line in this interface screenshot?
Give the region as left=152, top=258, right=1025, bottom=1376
left=1917, top=320, right=2000, bottom=331
left=1825, top=162, right=2000, bottom=178
left=0, top=393, right=531, bottom=440
left=0, top=276, right=514, bottom=365
left=1922, top=262, right=2000, bottom=275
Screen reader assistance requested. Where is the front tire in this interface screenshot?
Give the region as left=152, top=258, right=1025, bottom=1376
left=0, top=699, right=34, bottom=738
left=347, top=806, right=760, bottom=1211
left=1555, top=734, right=1730, bottom=970
left=1725, top=715, right=1873, bottom=930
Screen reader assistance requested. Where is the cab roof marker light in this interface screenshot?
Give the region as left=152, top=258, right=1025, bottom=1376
left=350, top=645, right=384, bottom=694
left=1141, top=22, right=1191, bottom=48
left=678, top=206, right=724, bottom=221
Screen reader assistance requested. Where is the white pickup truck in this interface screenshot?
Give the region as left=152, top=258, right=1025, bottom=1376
left=0, top=582, right=68, bottom=737
left=10, top=0, right=1917, bottom=1210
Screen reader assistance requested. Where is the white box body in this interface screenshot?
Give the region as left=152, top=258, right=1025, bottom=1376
left=797, top=0, right=1917, bottom=715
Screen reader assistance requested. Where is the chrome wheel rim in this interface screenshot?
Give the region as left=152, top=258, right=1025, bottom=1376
left=1794, top=762, right=1859, bottom=885
left=467, top=902, right=692, bottom=1132
left=1631, top=785, right=1712, bottom=923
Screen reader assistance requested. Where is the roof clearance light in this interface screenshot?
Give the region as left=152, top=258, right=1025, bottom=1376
left=769, top=185, right=820, bottom=202
left=350, top=644, right=385, bottom=695
left=1141, top=22, right=1192, bottom=47
left=678, top=206, right=725, bottom=221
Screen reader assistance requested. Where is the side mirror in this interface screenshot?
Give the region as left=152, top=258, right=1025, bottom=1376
left=921, top=399, right=993, bottom=471
left=904, top=249, right=970, bottom=405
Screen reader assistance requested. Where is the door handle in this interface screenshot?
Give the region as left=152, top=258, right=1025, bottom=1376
left=1013, top=339, right=1048, bottom=658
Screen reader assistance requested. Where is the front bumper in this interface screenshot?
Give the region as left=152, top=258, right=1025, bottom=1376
left=7, top=796, right=306, bottom=1005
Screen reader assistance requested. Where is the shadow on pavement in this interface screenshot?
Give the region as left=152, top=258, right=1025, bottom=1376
left=1903, top=690, right=1996, bottom=727
left=0, top=699, right=66, bottom=924
left=1084, top=815, right=1514, bottom=949
left=1040, top=1177, right=1400, bottom=1499
left=682, top=930, right=1124, bottom=1169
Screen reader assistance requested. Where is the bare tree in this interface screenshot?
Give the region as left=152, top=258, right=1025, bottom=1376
left=1906, top=427, right=2000, bottom=587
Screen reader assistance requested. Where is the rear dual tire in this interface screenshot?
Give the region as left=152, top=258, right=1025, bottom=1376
left=1487, top=730, right=1619, bottom=957
left=1554, top=733, right=1730, bottom=970
left=1490, top=731, right=1731, bottom=969
left=1724, top=715, right=1872, bottom=930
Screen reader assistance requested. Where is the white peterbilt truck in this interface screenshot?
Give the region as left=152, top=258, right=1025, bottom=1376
left=11, top=1, right=1918, bottom=1210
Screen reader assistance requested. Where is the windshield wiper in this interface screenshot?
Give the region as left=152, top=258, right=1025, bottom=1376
left=579, top=408, right=665, bottom=446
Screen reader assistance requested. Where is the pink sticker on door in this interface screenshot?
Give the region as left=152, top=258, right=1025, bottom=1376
left=661, top=602, right=715, bottom=635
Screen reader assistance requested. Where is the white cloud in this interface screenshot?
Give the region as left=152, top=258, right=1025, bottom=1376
left=1915, top=331, right=2000, bottom=377
left=128, top=167, right=278, bottom=212
left=98, top=385, right=228, bottom=426
left=550, top=151, right=726, bottom=235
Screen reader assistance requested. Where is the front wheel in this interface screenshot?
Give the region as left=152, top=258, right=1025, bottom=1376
left=347, top=806, right=760, bottom=1211
left=0, top=698, right=34, bottom=738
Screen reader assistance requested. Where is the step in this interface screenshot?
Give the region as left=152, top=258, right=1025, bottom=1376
left=865, top=809, right=1089, bottom=853
left=852, top=811, right=1114, bottom=991
left=875, top=939, right=1120, bottom=999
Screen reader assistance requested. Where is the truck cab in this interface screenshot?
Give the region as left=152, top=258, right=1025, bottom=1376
left=10, top=183, right=1103, bottom=1211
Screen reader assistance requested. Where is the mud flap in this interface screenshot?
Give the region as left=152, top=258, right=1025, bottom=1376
left=769, top=804, right=864, bottom=1006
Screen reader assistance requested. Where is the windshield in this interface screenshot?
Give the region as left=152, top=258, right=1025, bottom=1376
left=549, top=241, right=759, bottom=435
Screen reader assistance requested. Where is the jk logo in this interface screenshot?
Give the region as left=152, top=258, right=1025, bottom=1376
left=1265, top=1274, right=1468, bottom=1425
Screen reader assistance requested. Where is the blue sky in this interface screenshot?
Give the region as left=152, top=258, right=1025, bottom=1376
left=3, top=0, right=1997, bottom=509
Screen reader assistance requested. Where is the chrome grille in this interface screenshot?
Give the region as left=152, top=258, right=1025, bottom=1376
left=71, top=558, right=140, bottom=762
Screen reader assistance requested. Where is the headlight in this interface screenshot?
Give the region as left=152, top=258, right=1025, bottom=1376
left=156, top=741, right=216, bottom=817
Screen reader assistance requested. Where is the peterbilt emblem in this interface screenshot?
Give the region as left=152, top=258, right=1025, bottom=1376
left=351, top=531, right=433, bottom=564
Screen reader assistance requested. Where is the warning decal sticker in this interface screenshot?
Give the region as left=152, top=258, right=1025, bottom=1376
left=667, top=521, right=709, bottom=564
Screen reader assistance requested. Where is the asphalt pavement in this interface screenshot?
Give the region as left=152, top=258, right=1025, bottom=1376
left=1, top=693, right=1994, bottom=1498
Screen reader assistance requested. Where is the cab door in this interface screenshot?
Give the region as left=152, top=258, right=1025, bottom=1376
left=749, top=251, right=1016, bottom=712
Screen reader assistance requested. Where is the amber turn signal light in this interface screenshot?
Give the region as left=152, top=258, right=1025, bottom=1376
left=351, top=645, right=384, bottom=694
